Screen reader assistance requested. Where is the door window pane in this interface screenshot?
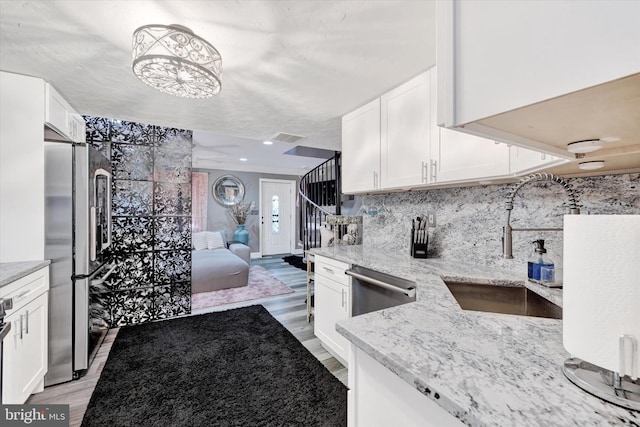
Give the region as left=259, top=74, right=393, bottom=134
left=272, top=195, right=279, bottom=233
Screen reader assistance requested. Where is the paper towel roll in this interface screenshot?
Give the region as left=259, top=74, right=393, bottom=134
left=563, top=215, right=640, bottom=377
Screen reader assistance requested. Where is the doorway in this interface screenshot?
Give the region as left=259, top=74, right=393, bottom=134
left=260, top=179, right=296, bottom=256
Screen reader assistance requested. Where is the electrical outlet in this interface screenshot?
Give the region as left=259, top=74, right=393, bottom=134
left=427, top=211, right=436, bottom=227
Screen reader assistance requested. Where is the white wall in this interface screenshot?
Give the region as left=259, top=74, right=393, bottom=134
left=0, top=72, right=45, bottom=262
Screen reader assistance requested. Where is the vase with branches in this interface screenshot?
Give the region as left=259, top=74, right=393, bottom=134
left=227, top=201, right=255, bottom=225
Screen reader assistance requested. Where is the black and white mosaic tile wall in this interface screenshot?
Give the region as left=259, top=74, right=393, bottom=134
left=362, top=173, right=640, bottom=272
left=85, top=116, right=192, bottom=327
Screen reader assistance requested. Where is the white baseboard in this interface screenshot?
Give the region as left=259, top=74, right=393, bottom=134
left=250, top=252, right=261, bottom=259
left=293, top=248, right=304, bottom=255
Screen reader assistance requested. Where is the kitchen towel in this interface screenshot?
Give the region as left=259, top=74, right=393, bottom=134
left=563, top=215, right=640, bottom=378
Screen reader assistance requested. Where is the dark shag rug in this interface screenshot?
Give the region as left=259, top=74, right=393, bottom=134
left=81, top=305, right=347, bottom=427
left=282, top=255, right=308, bottom=271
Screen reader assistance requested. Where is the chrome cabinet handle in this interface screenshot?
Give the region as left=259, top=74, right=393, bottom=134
left=430, top=159, right=437, bottom=182
left=421, top=161, right=429, bottom=183
left=341, top=289, right=345, bottom=308
left=322, top=266, right=334, bottom=274
left=19, top=315, right=23, bottom=340
left=25, top=309, right=29, bottom=335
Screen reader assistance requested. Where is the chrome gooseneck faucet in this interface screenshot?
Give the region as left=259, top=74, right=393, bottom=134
left=503, top=173, right=580, bottom=259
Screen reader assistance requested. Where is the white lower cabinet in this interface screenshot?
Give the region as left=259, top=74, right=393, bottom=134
left=2, top=266, right=49, bottom=404
left=348, top=345, right=464, bottom=427
left=313, top=256, right=351, bottom=366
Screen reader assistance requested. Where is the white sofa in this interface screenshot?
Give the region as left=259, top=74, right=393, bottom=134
left=191, top=231, right=250, bottom=293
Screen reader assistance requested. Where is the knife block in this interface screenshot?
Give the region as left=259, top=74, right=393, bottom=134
left=410, top=229, right=428, bottom=259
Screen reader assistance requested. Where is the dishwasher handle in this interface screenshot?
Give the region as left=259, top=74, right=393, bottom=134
left=345, top=270, right=416, bottom=299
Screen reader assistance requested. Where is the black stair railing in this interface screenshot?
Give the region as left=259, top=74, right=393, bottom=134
left=298, top=152, right=341, bottom=251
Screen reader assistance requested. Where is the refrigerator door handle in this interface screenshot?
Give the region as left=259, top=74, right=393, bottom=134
left=89, top=206, right=96, bottom=262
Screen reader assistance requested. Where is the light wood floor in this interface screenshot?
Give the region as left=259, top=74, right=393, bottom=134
left=28, top=255, right=346, bottom=427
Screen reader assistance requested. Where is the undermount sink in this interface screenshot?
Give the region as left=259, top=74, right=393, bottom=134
left=444, top=281, right=562, bottom=320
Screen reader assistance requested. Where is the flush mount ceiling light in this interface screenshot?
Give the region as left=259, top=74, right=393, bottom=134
left=578, top=161, right=605, bottom=171
left=132, top=24, right=222, bottom=99
left=567, top=139, right=603, bottom=154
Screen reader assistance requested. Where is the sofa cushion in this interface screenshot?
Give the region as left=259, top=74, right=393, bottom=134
left=206, top=231, right=225, bottom=249
left=192, top=232, right=209, bottom=250
left=229, top=243, right=250, bottom=265
left=191, top=249, right=249, bottom=294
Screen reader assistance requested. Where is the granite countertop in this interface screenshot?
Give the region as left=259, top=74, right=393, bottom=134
left=0, top=260, right=51, bottom=288
left=310, top=245, right=637, bottom=426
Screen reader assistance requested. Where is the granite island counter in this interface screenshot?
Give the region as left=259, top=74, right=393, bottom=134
left=310, top=245, right=637, bottom=426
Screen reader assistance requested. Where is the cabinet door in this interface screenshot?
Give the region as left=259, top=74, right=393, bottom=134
left=438, top=1, right=640, bottom=127
left=349, top=346, right=464, bottom=427
left=509, top=146, right=564, bottom=175
left=314, top=274, right=350, bottom=365
left=380, top=71, right=432, bottom=189
left=45, top=83, right=70, bottom=137
left=2, top=292, right=48, bottom=404
left=342, top=99, right=381, bottom=193
left=69, top=113, right=87, bottom=143
left=433, top=127, right=509, bottom=183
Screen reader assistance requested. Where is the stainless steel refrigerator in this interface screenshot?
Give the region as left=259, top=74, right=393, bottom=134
left=44, top=141, right=114, bottom=386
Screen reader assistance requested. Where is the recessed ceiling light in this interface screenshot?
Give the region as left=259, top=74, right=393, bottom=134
left=578, top=161, right=605, bottom=170
left=263, top=141, right=273, bottom=145
left=567, top=139, right=603, bottom=154
left=239, top=158, right=248, bottom=162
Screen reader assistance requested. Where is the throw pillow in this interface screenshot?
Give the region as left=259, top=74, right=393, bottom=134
left=206, top=231, right=225, bottom=250
left=211, top=229, right=228, bottom=247
left=192, top=232, right=208, bottom=250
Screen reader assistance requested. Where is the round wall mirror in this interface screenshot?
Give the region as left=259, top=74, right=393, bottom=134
left=212, top=175, right=245, bottom=206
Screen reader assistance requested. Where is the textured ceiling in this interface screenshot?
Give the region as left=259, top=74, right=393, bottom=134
left=0, top=0, right=436, bottom=174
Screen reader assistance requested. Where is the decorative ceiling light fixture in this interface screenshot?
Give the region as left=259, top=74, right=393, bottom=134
left=132, top=24, right=222, bottom=99
left=567, top=139, right=603, bottom=154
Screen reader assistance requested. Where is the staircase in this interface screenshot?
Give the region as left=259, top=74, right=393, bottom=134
left=298, top=152, right=342, bottom=251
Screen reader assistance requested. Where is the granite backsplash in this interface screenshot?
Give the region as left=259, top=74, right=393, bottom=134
left=361, top=173, right=639, bottom=273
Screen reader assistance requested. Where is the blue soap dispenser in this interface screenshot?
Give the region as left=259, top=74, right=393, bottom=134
left=527, top=240, right=554, bottom=282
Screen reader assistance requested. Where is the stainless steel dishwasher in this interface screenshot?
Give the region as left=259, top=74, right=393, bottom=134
left=346, top=266, right=417, bottom=316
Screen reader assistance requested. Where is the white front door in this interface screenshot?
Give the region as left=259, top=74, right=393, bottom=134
left=261, top=180, right=294, bottom=255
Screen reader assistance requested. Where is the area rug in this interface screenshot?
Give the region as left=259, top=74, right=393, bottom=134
left=283, top=254, right=307, bottom=271
left=191, top=265, right=294, bottom=309
left=81, top=305, right=347, bottom=427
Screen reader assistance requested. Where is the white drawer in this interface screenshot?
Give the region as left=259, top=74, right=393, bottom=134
left=1, top=267, right=50, bottom=314
left=315, top=255, right=350, bottom=286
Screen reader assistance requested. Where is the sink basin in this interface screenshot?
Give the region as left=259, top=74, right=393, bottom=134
left=444, top=281, right=562, bottom=319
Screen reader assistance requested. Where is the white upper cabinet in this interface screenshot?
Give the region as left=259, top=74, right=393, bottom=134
left=380, top=70, right=434, bottom=189
left=433, top=127, right=509, bottom=183
left=342, top=70, right=435, bottom=193
left=509, top=146, right=560, bottom=175
left=342, top=98, right=381, bottom=193
left=45, top=83, right=85, bottom=144
left=436, top=1, right=640, bottom=174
